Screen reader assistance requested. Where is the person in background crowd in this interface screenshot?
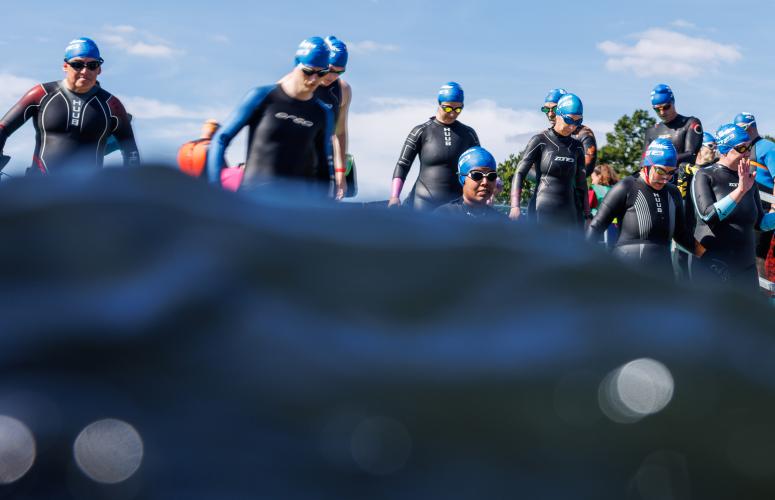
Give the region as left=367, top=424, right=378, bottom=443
left=644, top=84, right=703, bottom=181
left=588, top=163, right=620, bottom=248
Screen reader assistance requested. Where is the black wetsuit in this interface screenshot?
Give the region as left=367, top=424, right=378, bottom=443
left=643, top=114, right=703, bottom=178
left=587, top=176, right=691, bottom=276
left=514, top=128, right=588, bottom=225
left=691, top=164, right=773, bottom=289
left=392, top=118, right=480, bottom=211
left=314, top=79, right=342, bottom=125
left=434, top=197, right=505, bottom=219
left=207, top=84, right=333, bottom=192
left=0, top=81, right=139, bottom=173
left=572, top=125, right=597, bottom=177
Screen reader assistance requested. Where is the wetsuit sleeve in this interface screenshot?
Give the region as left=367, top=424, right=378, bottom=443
left=643, top=127, right=656, bottom=154
left=575, top=145, right=590, bottom=218
left=580, top=132, right=597, bottom=176
left=511, top=134, right=542, bottom=204
left=207, top=85, right=275, bottom=184
left=587, top=180, right=628, bottom=240
left=691, top=169, right=731, bottom=228
left=392, top=123, right=425, bottom=180
left=670, top=187, right=693, bottom=251
left=679, top=118, right=703, bottom=166
left=0, top=84, right=46, bottom=153
left=316, top=102, right=335, bottom=182
left=107, top=97, right=140, bottom=166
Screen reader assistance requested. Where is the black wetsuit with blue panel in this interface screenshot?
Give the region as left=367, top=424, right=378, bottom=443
left=207, top=84, right=333, bottom=192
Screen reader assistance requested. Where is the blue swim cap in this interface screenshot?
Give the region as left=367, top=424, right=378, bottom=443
left=642, top=138, right=678, bottom=169
left=702, top=132, right=717, bottom=148
left=457, top=146, right=497, bottom=186
left=651, top=84, right=675, bottom=106
left=733, top=112, right=756, bottom=130
left=556, top=93, right=583, bottom=117
left=715, top=123, right=750, bottom=154
left=544, top=88, right=567, bottom=104
left=438, top=82, right=464, bottom=104
left=325, top=36, right=348, bottom=68
left=64, top=37, right=103, bottom=62
left=295, top=37, right=330, bottom=68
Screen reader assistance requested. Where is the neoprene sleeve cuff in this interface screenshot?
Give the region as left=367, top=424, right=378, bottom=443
left=761, top=212, right=775, bottom=232
left=713, top=195, right=737, bottom=221
left=391, top=178, right=404, bottom=198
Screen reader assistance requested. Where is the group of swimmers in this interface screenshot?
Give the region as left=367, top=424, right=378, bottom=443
left=1, top=36, right=774, bottom=294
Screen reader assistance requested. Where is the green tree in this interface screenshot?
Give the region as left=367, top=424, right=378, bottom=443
left=495, top=151, right=533, bottom=207
left=599, top=109, right=656, bottom=177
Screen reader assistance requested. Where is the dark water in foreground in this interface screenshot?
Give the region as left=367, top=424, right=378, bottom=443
left=0, top=167, right=773, bottom=499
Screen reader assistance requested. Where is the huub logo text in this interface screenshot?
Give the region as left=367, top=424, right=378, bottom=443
left=71, top=98, right=83, bottom=126
left=652, top=192, right=663, bottom=213
left=275, top=112, right=314, bottom=127
left=444, top=127, right=452, bottom=146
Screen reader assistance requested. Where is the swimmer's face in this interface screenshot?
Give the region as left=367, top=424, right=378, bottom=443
left=542, top=103, right=558, bottom=124
left=463, top=168, right=497, bottom=204
left=646, top=165, right=676, bottom=190
left=63, top=57, right=101, bottom=93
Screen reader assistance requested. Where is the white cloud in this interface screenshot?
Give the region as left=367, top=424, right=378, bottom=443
left=597, top=28, right=741, bottom=78
left=100, top=25, right=183, bottom=59
left=348, top=41, right=399, bottom=54
left=0, top=73, right=38, bottom=109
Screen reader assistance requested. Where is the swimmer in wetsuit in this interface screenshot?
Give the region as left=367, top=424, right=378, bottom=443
left=0, top=37, right=139, bottom=174
left=388, top=82, right=480, bottom=211
left=510, top=93, right=589, bottom=225
left=435, top=146, right=504, bottom=220
left=587, top=138, right=692, bottom=278
left=691, top=123, right=775, bottom=291
left=314, top=36, right=352, bottom=200
left=643, top=84, right=703, bottom=180
left=542, top=88, right=597, bottom=177
left=733, top=112, right=775, bottom=277
left=207, top=37, right=334, bottom=195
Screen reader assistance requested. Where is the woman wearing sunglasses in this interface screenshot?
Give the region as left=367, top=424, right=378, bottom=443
left=587, top=138, right=692, bottom=277
left=691, top=124, right=775, bottom=291
left=0, top=37, right=139, bottom=175
left=388, top=82, right=480, bottom=211
left=207, top=37, right=334, bottom=194
left=435, top=146, right=503, bottom=219
left=509, top=93, right=589, bottom=226
left=542, top=88, right=597, bottom=177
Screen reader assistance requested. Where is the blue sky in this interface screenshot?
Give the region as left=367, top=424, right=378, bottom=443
left=2, top=0, right=775, bottom=199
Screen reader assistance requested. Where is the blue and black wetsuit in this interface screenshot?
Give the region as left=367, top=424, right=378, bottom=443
left=0, top=81, right=139, bottom=173
left=513, top=128, right=588, bottom=226
left=643, top=115, right=703, bottom=180
left=691, top=164, right=775, bottom=290
left=207, top=84, right=334, bottom=192
left=587, top=176, right=691, bottom=277
left=392, top=118, right=480, bottom=211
